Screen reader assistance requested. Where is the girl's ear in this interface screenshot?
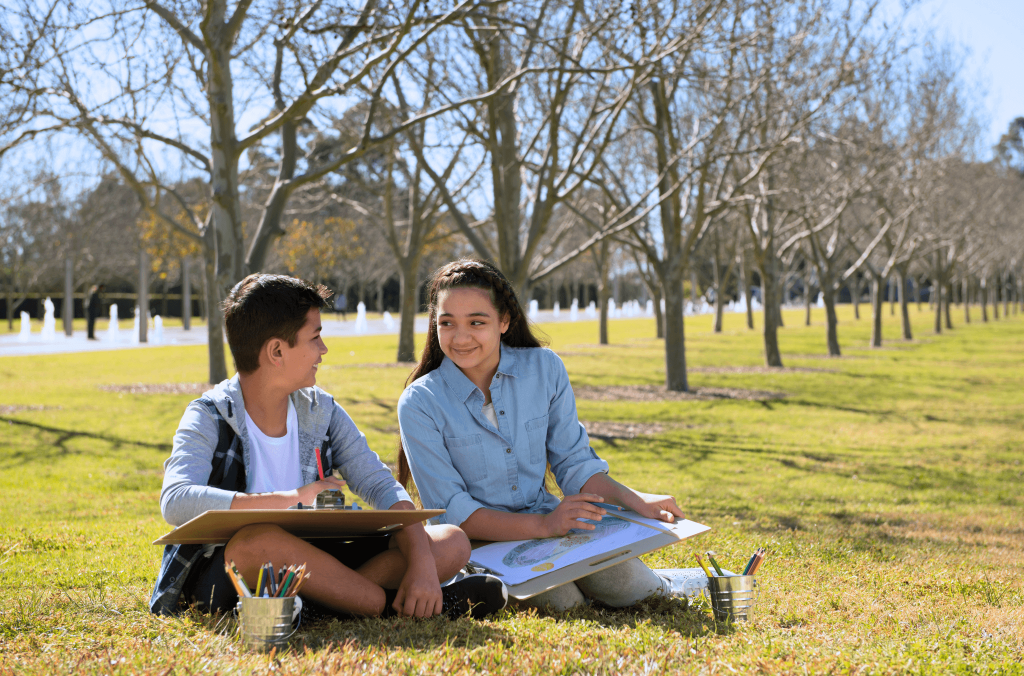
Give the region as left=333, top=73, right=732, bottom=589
left=500, top=313, right=511, bottom=335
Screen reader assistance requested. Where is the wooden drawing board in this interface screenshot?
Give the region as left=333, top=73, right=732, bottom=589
left=153, top=509, right=445, bottom=545
left=468, top=516, right=710, bottom=600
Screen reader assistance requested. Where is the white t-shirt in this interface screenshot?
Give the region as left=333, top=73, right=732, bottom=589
left=245, top=400, right=302, bottom=494
left=481, top=401, right=498, bottom=428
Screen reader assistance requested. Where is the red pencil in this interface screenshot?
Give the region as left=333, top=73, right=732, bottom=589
left=314, top=447, right=324, bottom=480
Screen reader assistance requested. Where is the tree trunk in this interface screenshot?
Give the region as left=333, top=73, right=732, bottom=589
left=597, top=241, right=610, bottom=346
left=870, top=275, right=883, bottom=347
left=851, top=276, right=860, bottom=320
left=803, top=270, right=812, bottom=327
left=138, top=249, right=149, bottom=343
left=182, top=256, right=192, bottom=330
left=897, top=267, right=912, bottom=340
left=203, top=249, right=228, bottom=383
left=992, top=276, right=1000, bottom=319
left=914, top=275, right=921, bottom=311
left=654, top=286, right=664, bottom=338
left=739, top=253, right=753, bottom=330
left=888, top=274, right=895, bottom=316
left=663, top=273, right=688, bottom=391
left=1003, top=271, right=1010, bottom=318
left=760, top=261, right=783, bottom=367
left=690, top=268, right=699, bottom=306
left=981, top=278, right=989, bottom=322
left=962, top=277, right=970, bottom=324
left=64, top=257, right=74, bottom=337
left=396, top=259, right=420, bottom=363
left=933, top=275, right=942, bottom=334
left=774, top=272, right=785, bottom=328
left=944, top=281, right=953, bottom=330
left=823, top=284, right=840, bottom=357
left=712, top=255, right=724, bottom=333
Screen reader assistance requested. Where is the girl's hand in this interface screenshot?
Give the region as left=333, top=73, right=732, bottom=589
left=541, top=493, right=607, bottom=537
left=626, top=491, right=684, bottom=523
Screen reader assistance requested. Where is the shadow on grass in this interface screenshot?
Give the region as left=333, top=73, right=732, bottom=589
left=285, top=595, right=736, bottom=652
left=0, top=415, right=170, bottom=466
left=291, top=614, right=515, bottom=651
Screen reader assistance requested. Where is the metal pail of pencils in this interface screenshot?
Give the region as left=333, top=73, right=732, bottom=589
left=707, top=575, right=758, bottom=623
left=237, top=597, right=296, bottom=651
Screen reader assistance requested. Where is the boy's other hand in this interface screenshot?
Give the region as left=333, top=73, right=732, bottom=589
left=393, top=559, right=443, bottom=618
left=293, top=476, right=346, bottom=506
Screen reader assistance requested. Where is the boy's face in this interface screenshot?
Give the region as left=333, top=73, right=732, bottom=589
left=277, top=308, right=328, bottom=390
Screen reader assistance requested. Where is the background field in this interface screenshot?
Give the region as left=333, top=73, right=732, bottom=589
left=1, top=305, right=1022, bottom=674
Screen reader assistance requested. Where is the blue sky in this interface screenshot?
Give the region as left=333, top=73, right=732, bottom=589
left=913, top=0, right=1024, bottom=156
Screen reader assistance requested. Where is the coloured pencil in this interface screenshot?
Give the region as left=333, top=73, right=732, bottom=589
left=228, top=560, right=253, bottom=597
left=315, top=447, right=325, bottom=480
left=223, top=562, right=248, bottom=598
left=742, top=549, right=759, bottom=575
left=749, top=549, right=767, bottom=575
left=695, top=552, right=714, bottom=578
left=706, top=551, right=725, bottom=577
left=278, top=566, right=297, bottom=598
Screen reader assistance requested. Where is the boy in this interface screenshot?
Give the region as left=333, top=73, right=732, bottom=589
left=150, top=274, right=506, bottom=620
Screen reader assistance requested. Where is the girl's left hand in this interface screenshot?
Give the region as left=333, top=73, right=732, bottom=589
left=627, top=492, right=684, bottom=523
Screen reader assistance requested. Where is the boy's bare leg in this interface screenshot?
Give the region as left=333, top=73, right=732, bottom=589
left=224, top=523, right=468, bottom=616
left=356, top=524, right=468, bottom=589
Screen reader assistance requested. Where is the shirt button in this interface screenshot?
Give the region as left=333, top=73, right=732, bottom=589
left=499, top=411, right=505, bottom=415
left=506, top=448, right=512, bottom=453
left=496, top=374, right=500, bottom=379
left=512, top=485, right=518, bottom=491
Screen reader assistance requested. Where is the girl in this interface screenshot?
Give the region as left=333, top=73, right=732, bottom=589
left=397, top=259, right=693, bottom=611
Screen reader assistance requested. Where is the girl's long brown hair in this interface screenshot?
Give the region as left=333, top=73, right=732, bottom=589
left=397, top=259, right=546, bottom=487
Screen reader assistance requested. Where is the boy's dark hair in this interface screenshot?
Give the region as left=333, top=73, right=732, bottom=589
left=223, top=274, right=331, bottom=374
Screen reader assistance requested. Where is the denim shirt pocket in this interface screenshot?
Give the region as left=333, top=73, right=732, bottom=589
left=525, top=414, right=549, bottom=464
left=444, top=433, right=488, bottom=482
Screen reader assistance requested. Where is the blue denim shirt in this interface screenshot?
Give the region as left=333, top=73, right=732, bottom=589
left=397, top=346, right=609, bottom=527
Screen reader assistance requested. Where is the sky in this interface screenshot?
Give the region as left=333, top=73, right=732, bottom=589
left=908, top=0, right=1024, bottom=157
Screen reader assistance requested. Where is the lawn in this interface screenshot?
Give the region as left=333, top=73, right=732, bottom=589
left=1, top=303, right=1022, bottom=674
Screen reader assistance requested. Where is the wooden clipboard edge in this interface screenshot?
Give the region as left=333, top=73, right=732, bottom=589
left=469, top=519, right=711, bottom=600
left=152, top=508, right=445, bottom=545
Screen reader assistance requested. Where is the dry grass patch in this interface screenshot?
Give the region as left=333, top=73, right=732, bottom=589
left=98, top=383, right=211, bottom=395
left=689, top=366, right=837, bottom=374
left=575, top=384, right=787, bottom=402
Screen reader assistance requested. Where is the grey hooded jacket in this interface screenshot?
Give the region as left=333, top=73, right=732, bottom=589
left=151, top=375, right=410, bottom=614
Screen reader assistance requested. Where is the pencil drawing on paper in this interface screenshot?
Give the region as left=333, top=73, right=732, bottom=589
left=503, top=515, right=633, bottom=572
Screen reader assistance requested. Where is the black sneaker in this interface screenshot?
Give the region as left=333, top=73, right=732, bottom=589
left=440, top=574, right=507, bottom=619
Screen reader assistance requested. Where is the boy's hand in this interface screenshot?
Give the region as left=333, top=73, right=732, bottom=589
left=624, top=491, right=684, bottom=523
left=393, top=558, right=443, bottom=618
left=293, top=476, right=346, bottom=506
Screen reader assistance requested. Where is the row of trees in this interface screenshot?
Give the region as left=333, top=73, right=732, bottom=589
left=2, top=0, right=1021, bottom=386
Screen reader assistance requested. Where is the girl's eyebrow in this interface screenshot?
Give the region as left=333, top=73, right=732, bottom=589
left=438, top=311, right=491, bottom=317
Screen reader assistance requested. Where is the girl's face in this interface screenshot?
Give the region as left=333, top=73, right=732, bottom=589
left=436, top=287, right=509, bottom=378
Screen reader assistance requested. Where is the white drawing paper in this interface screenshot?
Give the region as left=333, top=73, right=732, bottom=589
left=469, top=510, right=710, bottom=586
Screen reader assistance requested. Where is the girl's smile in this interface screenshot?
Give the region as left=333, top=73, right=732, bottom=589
left=436, top=288, right=509, bottom=393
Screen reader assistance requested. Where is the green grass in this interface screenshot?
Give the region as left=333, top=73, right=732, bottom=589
left=1, top=303, right=1022, bottom=674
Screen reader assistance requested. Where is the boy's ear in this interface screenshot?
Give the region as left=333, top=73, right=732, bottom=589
left=263, top=337, right=286, bottom=368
